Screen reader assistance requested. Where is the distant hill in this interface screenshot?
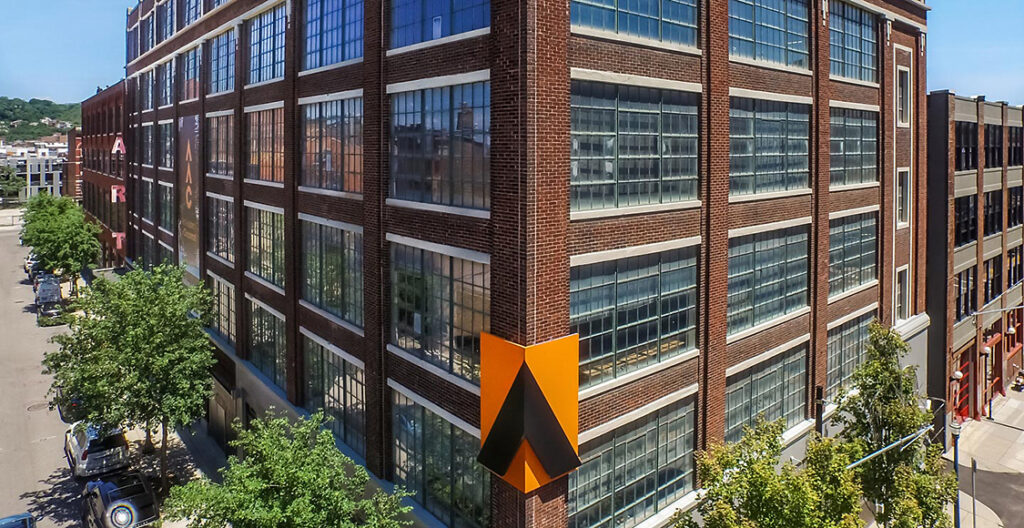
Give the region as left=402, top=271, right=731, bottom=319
left=0, top=97, right=81, bottom=142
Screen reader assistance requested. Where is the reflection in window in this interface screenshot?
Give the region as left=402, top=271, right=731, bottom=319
left=246, top=108, right=285, bottom=183
left=301, top=219, right=363, bottom=327
left=725, top=344, right=807, bottom=441
left=248, top=300, right=286, bottom=389
left=729, top=0, right=809, bottom=68
left=302, top=336, right=365, bottom=457
left=829, top=108, right=878, bottom=186
left=301, top=97, right=363, bottom=193
left=570, top=0, right=698, bottom=46
left=391, top=0, right=489, bottom=49
left=728, top=226, right=809, bottom=334
left=730, top=97, right=810, bottom=196
left=303, top=0, right=364, bottom=69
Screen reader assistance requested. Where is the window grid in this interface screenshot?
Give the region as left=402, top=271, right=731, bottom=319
left=954, top=267, right=977, bottom=322
left=207, top=114, right=235, bottom=176
left=896, top=170, right=910, bottom=224
left=303, top=0, right=364, bottom=70
left=248, top=300, right=286, bottom=389
left=391, top=82, right=490, bottom=209
left=140, top=179, right=155, bottom=221
left=301, top=220, right=364, bottom=327
left=1010, top=246, right=1024, bottom=289
left=157, top=61, right=174, bottom=107
left=828, top=0, right=876, bottom=82
left=247, top=108, right=285, bottom=182
left=246, top=206, right=285, bottom=288
left=725, top=344, right=807, bottom=442
left=391, top=243, right=489, bottom=383
left=180, top=47, right=201, bottom=100
left=157, top=0, right=175, bottom=43
left=248, top=5, right=287, bottom=84
left=209, top=275, right=236, bottom=345
left=985, top=124, right=1004, bottom=169
left=158, top=184, right=175, bottom=232
left=570, top=248, right=698, bottom=389
left=141, top=15, right=155, bottom=54
left=895, top=268, right=910, bottom=320
left=1009, top=187, right=1024, bottom=229
left=828, top=213, right=877, bottom=296
left=301, top=97, right=363, bottom=193
left=1009, top=127, right=1024, bottom=167
left=728, top=226, right=809, bottom=334
left=209, top=30, right=236, bottom=94
left=897, top=69, right=910, bottom=125
left=728, top=0, right=809, bottom=68
left=984, top=190, right=1002, bottom=237
left=570, top=81, right=699, bottom=212
left=954, top=194, right=978, bottom=247
left=158, top=122, right=174, bottom=169
left=570, top=0, right=698, bottom=47
left=730, top=97, right=810, bottom=196
left=956, top=121, right=979, bottom=172
left=984, top=256, right=1003, bottom=305
left=183, top=0, right=202, bottom=26
left=829, top=108, right=878, bottom=186
left=140, top=71, right=153, bottom=111
left=141, top=126, right=154, bottom=166
left=207, top=197, right=235, bottom=264
left=392, top=392, right=491, bottom=528
left=826, top=312, right=873, bottom=398
left=302, top=337, right=366, bottom=457
left=568, top=398, right=696, bottom=528
left=391, top=0, right=489, bottom=49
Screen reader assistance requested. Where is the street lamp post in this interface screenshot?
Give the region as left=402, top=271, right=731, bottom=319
left=982, top=345, right=992, bottom=419
left=950, top=370, right=964, bottom=528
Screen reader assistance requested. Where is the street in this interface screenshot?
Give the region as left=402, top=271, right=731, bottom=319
left=0, top=227, right=79, bottom=526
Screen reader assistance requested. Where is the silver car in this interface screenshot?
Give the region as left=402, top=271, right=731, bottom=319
left=64, top=422, right=130, bottom=478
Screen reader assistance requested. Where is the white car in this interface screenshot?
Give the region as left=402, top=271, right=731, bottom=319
left=64, top=422, right=130, bottom=478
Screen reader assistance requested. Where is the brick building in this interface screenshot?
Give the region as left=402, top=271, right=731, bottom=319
left=64, top=128, right=82, bottom=201
left=80, top=81, right=129, bottom=268
left=927, top=92, right=1024, bottom=438
left=120, top=0, right=929, bottom=526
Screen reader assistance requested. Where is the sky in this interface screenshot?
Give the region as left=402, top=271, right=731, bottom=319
left=0, top=0, right=1022, bottom=105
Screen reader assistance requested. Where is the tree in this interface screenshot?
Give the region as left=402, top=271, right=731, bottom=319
left=0, top=165, right=24, bottom=199
left=164, top=411, right=413, bottom=528
left=673, top=419, right=862, bottom=528
left=44, top=264, right=215, bottom=490
left=833, top=323, right=957, bottom=528
left=21, top=192, right=100, bottom=292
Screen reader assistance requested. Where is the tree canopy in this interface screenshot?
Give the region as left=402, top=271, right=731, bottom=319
left=164, top=412, right=412, bottom=528
left=0, top=165, right=24, bottom=198
left=21, top=192, right=100, bottom=289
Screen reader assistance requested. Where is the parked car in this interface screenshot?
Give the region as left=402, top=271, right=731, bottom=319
left=0, top=513, right=35, bottom=528
left=32, top=272, right=57, bottom=293
left=81, top=472, right=159, bottom=528
left=64, top=422, right=130, bottom=478
left=35, top=282, right=62, bottom=320
left=55, top=386, right=86, bottom=423
left=23, top=253, right=37, bottom=273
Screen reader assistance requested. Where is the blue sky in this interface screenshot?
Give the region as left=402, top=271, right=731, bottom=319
left=0, top=0, right=1021, bottom=104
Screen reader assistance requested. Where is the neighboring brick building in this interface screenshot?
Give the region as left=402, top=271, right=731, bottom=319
left=120, top=0, right=929, bottom=526
left=927, top=91, right=1024, bottom=438
left=64, top=128, right=82, bottom=201
left=80, top=81, right=128, bottom=268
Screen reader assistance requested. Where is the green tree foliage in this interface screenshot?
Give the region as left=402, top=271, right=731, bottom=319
left=20, top=192, right=100, bottom=291
left=43, top=264, right=215, bottom=490
left=0, top=165, right=24, bottom=198
left=833, top=323, right=957, bottom=528
left=0, top=97, right=80, bottom=124
left=673, top=419, right=862, bottom=528
left=164, top=411, right=413, bottom=528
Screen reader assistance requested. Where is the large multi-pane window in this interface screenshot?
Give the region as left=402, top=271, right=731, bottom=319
left=301, top=219, right=364, bottom=327
left=157, top=0, right=175, bottom=42
left=569, top=398, right=696, bottom=528
left=208, top=273, right=236, bottom=345
left=157, top=61, right=174, bottom=107
left=391, top=81, right=490, bottom=210
left=896, top=169, right=911, bottom=225
left=954, top=267, right=977, bottom=322
left=829, top=0, right=877, bottom=82
left=954, top=194, right=978, bottom=247
left=570, top=0, right=698, bottom=47
left=248, top=5, right=287, bottom=84
left=570, top=247, right=698, bottom=389
left=1009, top=127, right=1024, bottom=167
left=826, top=312, right=873, bottom=398
left=956, top=121, right=979, bottom=172
left=1010, top=187, right=1024, bottom=229
left=140, top=71, right=153, bottom=111
left=141, top=125, right=154, bottom=166
left=140, top=179, right=155, bottom=221
left=828, top=213, right=877, bottom=296
left=897, top=68, right=911, bottom=126
left=728, top=0, right=809, bottom=68
left=302, top=336, right=365, bottom=457
left=184, top=0, right=202, bottom=26
left=726, top=344, right=807, bottom=441
left=140, top=15, right=155, bottom=54
left=1009, top=246, right=1024, bottom=288
left=986, top=124, right=1004, bottom=169
left=391, top=0, right=489, bottom=49
left=209, top=30, right=236, bottom=94
left=246, top=107, right=285, bottom=182
left=730, top=98, right=810, bottom=196
left=158, top=183, right=175, bottom=231
left=300, top=97, right=363, bottom=193
left=570, top=81, right=699, bottom=212
left=302, top=0, right=364, bottom=70
left=248, top=300, right=286, bottom=389
left=207, top=114, right=235, bottom=176
left=391, top=243, right=489, bottom=383
left=128, top=27, right=139, bottom=63
left=728, top=226, right=809, bottom=334
left=829, top=108, right=878, bottom=186
left=207, top=196, right=234, bottom=263
left=984, top=256, right=1003, bottom=304
left=180, top=47, right=201, bottom=100
left=984, top=190, right=1003, bottom=237
left=158, top=122, right=174, bottom=169
left=246, top=206, right=285, bottom=288
left=392, top=392, right=490, bottom=528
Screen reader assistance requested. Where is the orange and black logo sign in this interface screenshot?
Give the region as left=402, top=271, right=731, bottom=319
left=478, top=333, right=580, bottom=493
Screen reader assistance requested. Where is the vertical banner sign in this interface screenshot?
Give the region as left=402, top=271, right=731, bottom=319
left=478, top=333, right=581, bottom=493
left=177, top=115, right=201, bottom=282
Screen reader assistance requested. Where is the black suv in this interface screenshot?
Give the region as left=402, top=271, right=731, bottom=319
left=81, top=472, right=159, bottom=528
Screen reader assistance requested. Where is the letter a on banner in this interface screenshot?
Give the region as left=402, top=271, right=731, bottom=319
left=478, top=333, right=580, bottom=493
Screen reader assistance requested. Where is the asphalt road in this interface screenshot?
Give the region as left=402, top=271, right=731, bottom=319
left=0, top=228, right=81, bottom=526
